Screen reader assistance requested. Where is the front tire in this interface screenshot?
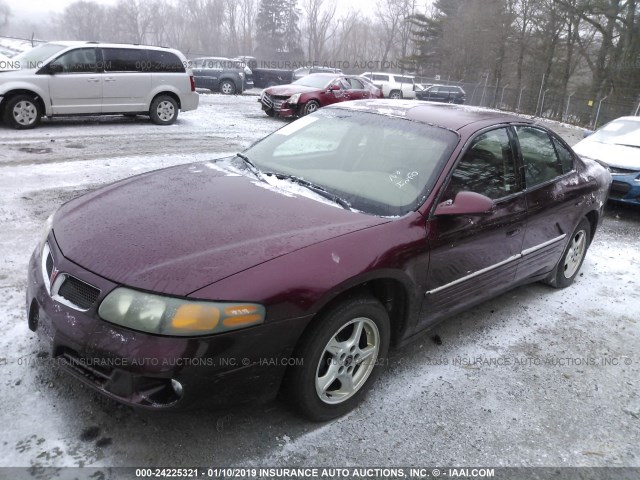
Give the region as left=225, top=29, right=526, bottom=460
left=149, top=95, right=178, bottom=125
left=547, top=218, right=591, bottom=288
left=283, top=295, right=390, bottom=422
left=5, top=94, right=41, bottom=129
left=301, top=100, right=320, bottom=116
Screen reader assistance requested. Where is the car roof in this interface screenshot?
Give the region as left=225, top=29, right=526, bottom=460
left=363, top=72, right=415, bottom=78
left=47, top=41, right=175, bottom=52
left=328, top=100, right=533, bottom=132
left=605, top=116, right=640, bottom=124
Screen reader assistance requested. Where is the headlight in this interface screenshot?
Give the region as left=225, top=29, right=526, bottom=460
left=288, top=93, right=301, bottom=105
left=98, top=287, right=265, bottom=336
left=239, top=72, right=245, bottom=79
left=259, top=89, right=266, bottom=101
left=39, top=211, right=55, bottom=250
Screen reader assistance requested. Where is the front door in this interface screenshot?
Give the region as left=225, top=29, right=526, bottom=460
left=48, top=47, right=102, bottom=115
left=422, top=127, right=527, bottom=324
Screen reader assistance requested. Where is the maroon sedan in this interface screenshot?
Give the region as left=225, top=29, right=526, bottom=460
left=259, top=73, right=382, bottom=118
left=27, top=101, right=610, bottom=421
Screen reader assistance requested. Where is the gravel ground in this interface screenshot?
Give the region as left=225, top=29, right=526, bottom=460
left=0, top=94, right=638, bottom=475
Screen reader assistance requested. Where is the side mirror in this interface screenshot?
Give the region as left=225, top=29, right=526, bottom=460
left=48, top=63, right=63, bottom=74
left=434, top=191, right=494, bottom=216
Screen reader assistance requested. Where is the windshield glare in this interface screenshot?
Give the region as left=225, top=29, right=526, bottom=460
left=244, top=110, right=458, bottom=216
left=592, top=119, right=640, bottom=147
left=14, top=43, right=68, bottom=70
left=292, top=75, right=333, bottom=89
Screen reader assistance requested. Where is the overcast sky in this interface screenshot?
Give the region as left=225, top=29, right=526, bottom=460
left=8, top=0, right=119, bottom=18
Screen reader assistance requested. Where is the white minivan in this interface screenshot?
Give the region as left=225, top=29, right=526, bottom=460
left=0, top=41, right=199, bottom=129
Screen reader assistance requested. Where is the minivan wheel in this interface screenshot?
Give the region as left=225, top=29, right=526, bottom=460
left=219, top=80, right=236, bottom=95
left=546, top=218, right=591, bottom=289
left=389, top=90, right=402, bottom=99
left=5, top=95, right=41, bottom=129
left=150, top=95, right=178, bottom=125
left=283, top=295, right=390, bottom=422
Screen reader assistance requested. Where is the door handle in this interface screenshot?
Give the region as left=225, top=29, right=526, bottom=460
left=506, top=228, right=521, bottom=237
left=104, top=78, right=116, bottom=82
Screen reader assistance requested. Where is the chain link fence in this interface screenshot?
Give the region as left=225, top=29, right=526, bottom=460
left=414, top=75, right=640, bottom=130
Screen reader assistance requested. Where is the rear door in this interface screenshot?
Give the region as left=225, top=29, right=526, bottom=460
left=423, top=127, right=527, bottom=323
left=47, top=47, right=102, bottom=115
left=345, top=77, right=368, bottom=99
left=513, top=126, right=591, bottom=280
left=100, top=48, right=151, bottom=113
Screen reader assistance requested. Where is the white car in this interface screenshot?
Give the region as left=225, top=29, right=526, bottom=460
left=0, top=41, right=199, bottom=129
left=572, top=116, right=640, bottom=206
left=360, top=72, right=417, bottom=99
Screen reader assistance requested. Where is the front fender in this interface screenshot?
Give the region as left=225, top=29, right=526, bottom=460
left=189, top=212, right=429, bottom=330
left=0, top=79, right=51, bottom=115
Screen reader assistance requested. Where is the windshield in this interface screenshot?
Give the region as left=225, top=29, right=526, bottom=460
left=591, top=118, right=640, bottom=148
left=292, top=75, right=333, bottom=89
left=243, top=109, right=458, bottom=216
left=14, top=43, right=68, bottom=70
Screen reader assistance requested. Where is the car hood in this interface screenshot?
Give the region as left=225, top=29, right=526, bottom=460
left=53, top=160, right=388, bottom=296
left=573, top=139, right=640, bottom=170
left=265, top=84, right=322, bottom=96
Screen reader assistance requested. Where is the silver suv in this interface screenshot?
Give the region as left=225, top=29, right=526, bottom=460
left=0, top=41, right=199, bottom=129
left=360, top=72, right=417, bottom=99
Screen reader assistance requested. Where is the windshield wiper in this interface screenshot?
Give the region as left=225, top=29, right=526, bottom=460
left=235, top=153, right=265, bottom=180
left=265, top=172, right=352, bottom=210
left=614, top=143, right=640, bottom=149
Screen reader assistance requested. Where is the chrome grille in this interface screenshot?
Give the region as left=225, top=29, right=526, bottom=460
left=41, top=242, right=101, bottom=311
left=58, top=277, right=100, bottom=310
left=261, top=93, right=286, bottom=111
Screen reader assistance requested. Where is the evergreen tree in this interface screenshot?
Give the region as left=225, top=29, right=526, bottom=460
left=255, top=0, right=302, bottom=59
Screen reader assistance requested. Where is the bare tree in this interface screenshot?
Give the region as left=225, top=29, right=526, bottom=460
left=301, top=0, right=337, bottom=60
left=0, top=0, right=10, bottom=33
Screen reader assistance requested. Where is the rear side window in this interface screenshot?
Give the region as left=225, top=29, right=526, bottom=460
left=147, top=50, right=186, bottom=73
left=372, top=74, right=389, bottom=82
left=515, top=126, right=564, bottom=187
left=102, top=48, right=146, bottom=72
left=551, top=137, right=574, bottom=173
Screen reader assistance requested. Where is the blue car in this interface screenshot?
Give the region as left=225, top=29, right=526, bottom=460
left=573, top=116, right=640, bottom=206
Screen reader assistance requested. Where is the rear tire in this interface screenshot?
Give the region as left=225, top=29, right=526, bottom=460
left=283, top=295, right=390, bottom=422
left=389, top=90, right=402, bottom=99
left=149, top=95, right=178, bottom=125
left=5, top=94, right=41, bottom=129
left=546, top=218, right=591, bottom=288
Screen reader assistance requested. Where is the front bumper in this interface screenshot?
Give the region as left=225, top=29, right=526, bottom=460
left=608, top=171, right=640, bottom=206
left=259, top=95, right=296, bottom=118
left=27, top=236, right=309, bottom=409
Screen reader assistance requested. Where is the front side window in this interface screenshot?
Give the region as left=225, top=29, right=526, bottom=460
left=445, top=128, right=519, bottom=200
left=516, top=126, right=563, bottom=188
left=102, top=48, right=145, bottom=72
left=52, top=48, right=98, bottom=73
left=244, top=110, right=458, bottom=216
left=348, top=78, right=365, bottom=90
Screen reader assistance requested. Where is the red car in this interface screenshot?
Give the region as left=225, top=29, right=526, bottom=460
left=27, top=101, right=610, bottom=421
left=259, top=73, right=383, bottom=118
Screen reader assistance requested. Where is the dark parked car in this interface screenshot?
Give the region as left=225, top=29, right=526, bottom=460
left=27, top=101, right=610, bottom=421
left=260, top=73, right=382, bottom=118
left=417, top=84, right=466, bottom=103
left=572, top=116, right=640, bottom=206
left=191, top=57, right=249, bottom=94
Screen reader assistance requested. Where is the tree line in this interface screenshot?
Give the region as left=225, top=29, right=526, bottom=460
left=1, top=0, right=638, bottom=123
